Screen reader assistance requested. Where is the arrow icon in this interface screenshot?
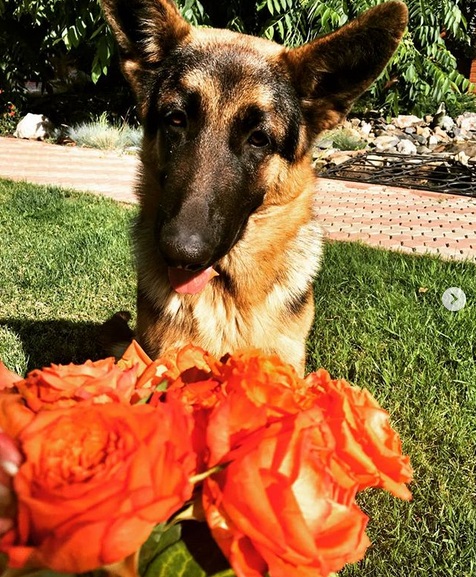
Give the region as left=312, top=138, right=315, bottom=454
left=442, top=287, right=466, bottom=312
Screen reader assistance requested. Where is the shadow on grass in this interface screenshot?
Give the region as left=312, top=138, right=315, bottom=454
left=0, top=318, right=105, bottom=371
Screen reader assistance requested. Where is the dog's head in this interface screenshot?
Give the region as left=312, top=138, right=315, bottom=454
left=102, top=0, right=407, bottom=290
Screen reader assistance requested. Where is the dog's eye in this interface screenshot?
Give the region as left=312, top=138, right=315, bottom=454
left=248, top=130, right=270, bottom=148
left=164, top=110, right=187, bottom=129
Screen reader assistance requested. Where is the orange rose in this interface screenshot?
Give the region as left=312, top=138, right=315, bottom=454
left=204, top=410, right=370, bottom=577
left=0, top=363, right=35, bottom=438
left=305, top=370, right=413, bottom=499
left=205, top=350, right=315, bottom=466
left=0, top=362, right=21, bottom=390
left=0, top=431, right=23, bottom=537
left=117, top=340, right=162, bottom=404
left=0, top=394, right=34, bottom=439
left=157, top=344, right=224, bottom=391
left=118, top=342, right=223, bottom=405
left=16, top=358, right=139, bottom=411
left=165, top=343, right=223, bottom=377
left=156, top=346, right=225, bottom=471
left=118, top=340, right=154, bottom=376
left=1, top=401, right=196, bottom=573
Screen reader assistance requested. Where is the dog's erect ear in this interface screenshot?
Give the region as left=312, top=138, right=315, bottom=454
left=101, top=0, right=190, bottom=110
left=284, top=1, right=408, bottom=137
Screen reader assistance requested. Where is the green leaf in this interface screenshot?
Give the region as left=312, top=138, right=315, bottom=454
left=142, top=521, right=235, bottom=577
left=139, top=523, right=183, bottom=575
left=144, top=539, right=236, bottom=577
left=143, top=542, right=196, bottom=577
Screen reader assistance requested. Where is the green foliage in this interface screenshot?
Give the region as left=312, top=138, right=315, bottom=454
left=444, top=91, right=476, bottom=117
left=177, top=0, right=475, bottom=116
left=0, top=0, right=106, bottom=99
left=330, top=127, right=368, bottom=151
left=387, top=0, right=474, bottom=115
left=176, top=0, right=211, bottom=27
left=0, top=0, right=474, bottom=119
left=0, top=94, right=20, bottom=135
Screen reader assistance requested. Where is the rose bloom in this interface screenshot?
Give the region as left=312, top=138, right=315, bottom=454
left=0, top=431, right=23, bottom=538
left=305, top=370, right=413, bottom=499
left=0, top=362, right=21, bottom=390
left=205, top=350, right=315, bottom=466
left=0, top=401, right=196, bottom=573
left=156, top=346, right=225, bottom=471
left=204, top=410, right=370, bottom=577
left=118, top=340, right=159, bottom=403
left=118, top=341, right=224, bottom=406
left=0, top=394, right=34, bottom=440
left=0, top=363, right=35, bottom=439
left=15, top=357, right=139, bottom=411
left=158, top=348, right=307, bottom=470
left=153, top=344, right=224, bottom=394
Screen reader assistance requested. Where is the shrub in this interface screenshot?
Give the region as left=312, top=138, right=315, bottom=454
left=331, top=128, right=368, bottom=151
left=444, top=92, right=476, bottom=117
left=0, top=91, right=20, bottom=136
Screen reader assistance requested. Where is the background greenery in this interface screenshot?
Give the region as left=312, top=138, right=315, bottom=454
left=0, top=0, right=475, bottom=123
left=1, top=177, right=475, bottom=575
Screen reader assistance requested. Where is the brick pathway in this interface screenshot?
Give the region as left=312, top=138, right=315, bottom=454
left=314, top=179, right=476, bottom=262
left=1, top=136, right=475, bottom=262
left=0, top=137, right=137, bottom=204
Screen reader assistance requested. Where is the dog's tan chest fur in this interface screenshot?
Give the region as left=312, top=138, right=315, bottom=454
left=137, top=180, right=323, bottom=373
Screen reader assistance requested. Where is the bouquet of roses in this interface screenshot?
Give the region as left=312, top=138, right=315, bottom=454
left=0, top=342, right=412, bottom=577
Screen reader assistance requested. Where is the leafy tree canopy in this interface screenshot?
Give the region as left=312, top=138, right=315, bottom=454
left=0, top=0, right=474, bottom=116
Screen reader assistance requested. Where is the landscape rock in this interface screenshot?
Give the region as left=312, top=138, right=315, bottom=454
left=14, top=113, right=54, bottom=140
left=360, top=121, right=373, bottom=136
left=453, top=151, right=471, bottom=166
left=457, top=113, right=476, bottom=132
left=416, top=126, right=432, bottom=139
left=396, top=139, right=417, bottom=155
left=433, top=127, right=452, bottom=142
left=326, top=151, right=355, bottom=165
left=374, top=135, right=400, bottom=152
left=431, top=102, right=455, bottom=132
left=414, top=134, right=428, bottom=145
left=392, top=115, right=424, bottom=129
left=312, top=109, right=476, bottom=173
left=436, top=115, right=455, bottom=132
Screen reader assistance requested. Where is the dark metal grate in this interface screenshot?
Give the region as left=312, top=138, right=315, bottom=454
left=318, top=152, right=476, bottom=197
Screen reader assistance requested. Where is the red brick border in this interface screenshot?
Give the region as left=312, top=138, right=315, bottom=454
left=470, top=59, right=476, bottom=86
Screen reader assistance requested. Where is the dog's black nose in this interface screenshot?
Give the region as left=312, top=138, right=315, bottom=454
left=158, top=228, right=214, bottom=271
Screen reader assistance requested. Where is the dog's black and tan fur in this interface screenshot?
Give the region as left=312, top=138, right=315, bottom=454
left=101, top=0, right=408, bottom=375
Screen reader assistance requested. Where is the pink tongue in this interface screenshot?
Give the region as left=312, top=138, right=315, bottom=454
left=168, top=266, right=215, bottom=295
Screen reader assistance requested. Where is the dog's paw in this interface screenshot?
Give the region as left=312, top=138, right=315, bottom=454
left=99, top=310, right=135, bottom=360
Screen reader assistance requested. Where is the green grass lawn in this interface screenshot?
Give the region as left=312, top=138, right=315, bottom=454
left=0, top=178, right=136, bottom=372
left=1, top=177, right=475, bottom=576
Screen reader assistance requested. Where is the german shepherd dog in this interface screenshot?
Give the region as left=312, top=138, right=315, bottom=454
left=101, top=0, right=407, bottom=375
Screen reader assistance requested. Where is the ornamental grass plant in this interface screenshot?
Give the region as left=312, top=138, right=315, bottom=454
left=68, top=112, right=142, bottom=151
left=0, top=178, right=475, bottom=576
